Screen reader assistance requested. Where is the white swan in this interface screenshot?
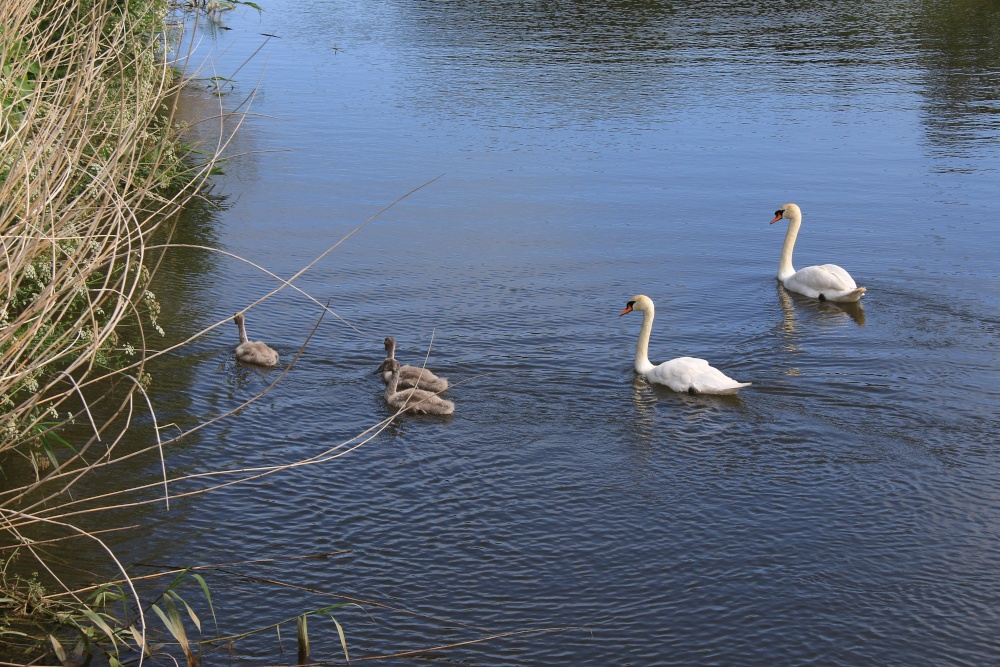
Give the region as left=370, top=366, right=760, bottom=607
left=382, top=337, right=449, bottom=393
left=771, top=203, right=866, bottom=303
left=376, top=358, right=455, bottom=415
left=620, top=295, right=751, bottom=395
left=233, top=312, right=278, bottom=367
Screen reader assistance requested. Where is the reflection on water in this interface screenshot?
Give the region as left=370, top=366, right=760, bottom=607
left=776, top=282, right=866, bottom=334
left=916, top=0, right=1000, bottom=157
left=628, top=374, right=658, bottom=444
left=97, top=1, right=1000, bottom=665
left=390, top=0, right=1000, bottom=164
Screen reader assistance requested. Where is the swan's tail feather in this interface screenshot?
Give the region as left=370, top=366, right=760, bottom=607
left=701, top=381, right=751, bottom=395
left=838, top=286, right=866, bottom=303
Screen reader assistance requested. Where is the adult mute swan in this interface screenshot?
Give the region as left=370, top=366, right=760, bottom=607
left=233, top=312, right=278, bottom=367
left=382, top=337, right=449, bottom=393
left=620, top=295, right=751, bottom=395
left=771, top=203, right=866, bottom=303
left=376, top=358, right=455, bottom=415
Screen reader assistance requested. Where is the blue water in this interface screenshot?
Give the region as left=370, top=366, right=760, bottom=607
left=110, top=1, right=1000, bottom=664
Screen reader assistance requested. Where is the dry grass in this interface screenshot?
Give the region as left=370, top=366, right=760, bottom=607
left=0, top=0, right=219, bottom=455
left=0, top=0, right=232, bottom=662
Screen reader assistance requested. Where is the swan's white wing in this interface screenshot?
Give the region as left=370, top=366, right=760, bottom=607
left=647, top=357, right=749, bottom=395
left=786, top=264, right=857, bottom=296
left=817, top=264, right=858, bottom=289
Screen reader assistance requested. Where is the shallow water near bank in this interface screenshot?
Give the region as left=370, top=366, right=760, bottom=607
left=96, top=1, right=1000, bottom=664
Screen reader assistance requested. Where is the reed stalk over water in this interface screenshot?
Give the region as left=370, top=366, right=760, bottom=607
left=0, top=0, right=232, bottom=662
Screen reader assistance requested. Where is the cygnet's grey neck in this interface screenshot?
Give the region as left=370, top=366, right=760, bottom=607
left=384, top=367, right=400, bottom=396
left=236, top=318, right=249, bottom=344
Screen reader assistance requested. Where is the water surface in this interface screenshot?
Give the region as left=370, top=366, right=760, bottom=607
left=116, top=1, right=1000, bottom=664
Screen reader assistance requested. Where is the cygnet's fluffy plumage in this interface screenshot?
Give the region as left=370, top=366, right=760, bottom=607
left=233, top=312, right=278, bottom=367
left=377, top=358, right=455, bottom=415
left=381, top=337, right=449, bottom=392
left=620, top=295, right=751, bottom=395
left=771, top=203, right=867, bottom=303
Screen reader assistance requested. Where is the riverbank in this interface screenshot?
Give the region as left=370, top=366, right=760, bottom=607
left=1, top=0, right=224, bottom=663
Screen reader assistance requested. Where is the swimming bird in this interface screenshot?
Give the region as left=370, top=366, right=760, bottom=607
left=771, top=203, right=867, bottom=303
left=376, top=358, right=455, bottom=415
left=381, top=337, right=449, bottom=392
left=233, top=312, right=278, bottom=367
left=620, top=295, right=751, bottom=395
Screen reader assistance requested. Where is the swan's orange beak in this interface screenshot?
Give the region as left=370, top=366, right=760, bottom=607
left=770, top=214, right=782, bottom=224
left=619, top=305, right=633, bottom=316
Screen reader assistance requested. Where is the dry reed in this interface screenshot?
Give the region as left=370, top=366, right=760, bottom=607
left=0, top=0, right=231, bottom=662
left=0, top=0, right=217, bottom=454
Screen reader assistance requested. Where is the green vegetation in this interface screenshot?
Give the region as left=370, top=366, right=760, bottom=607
left=0, top=0, right=199, bottom=453
left=0, top=0, right=224, bottom=662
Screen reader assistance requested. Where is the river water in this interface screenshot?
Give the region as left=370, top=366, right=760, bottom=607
left=117, top=0, right=1000, bottom=664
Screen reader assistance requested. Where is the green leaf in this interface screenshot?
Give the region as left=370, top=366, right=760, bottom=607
left=49, top=634, right=68, bottom=666
left=150, top=603, right=178, bottom=639
left=80, top=608, right=117, bottom=648
left=42, top=441, right=60, bottom=471
left=169, top=590, right=201, bottom=633
left=154, top=598, right=195, bottom=664
left=297, top=614, right=309, bottom=660
left=189, top=573, right=218, bottom=630
left=330, top=615, right=349, bottom=663
left=128, top=625, right=150, bottom=657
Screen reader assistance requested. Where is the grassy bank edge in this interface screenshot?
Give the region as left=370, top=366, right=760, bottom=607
left=1, top=0, right=233, bottom=663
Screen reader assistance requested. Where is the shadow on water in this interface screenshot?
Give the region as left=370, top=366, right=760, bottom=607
left=145, top=190, right=231, bottom=425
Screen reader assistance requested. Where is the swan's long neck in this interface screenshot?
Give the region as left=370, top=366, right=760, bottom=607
left=385, top=369, right=400, bottom=397
left=236, top=319, right=249, bottom=344
left=387, top=341, right=396, bottom=360
left=634, top=306, right=656, bottom=375
left=778, top=212, right=801, bottom=281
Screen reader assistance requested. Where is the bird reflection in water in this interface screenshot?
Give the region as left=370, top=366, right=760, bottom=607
left=777, top=282, right=865, bottom=329
left=629, top=374, right=659, bottom=446
left=776, top=282, right=865, bottom=374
